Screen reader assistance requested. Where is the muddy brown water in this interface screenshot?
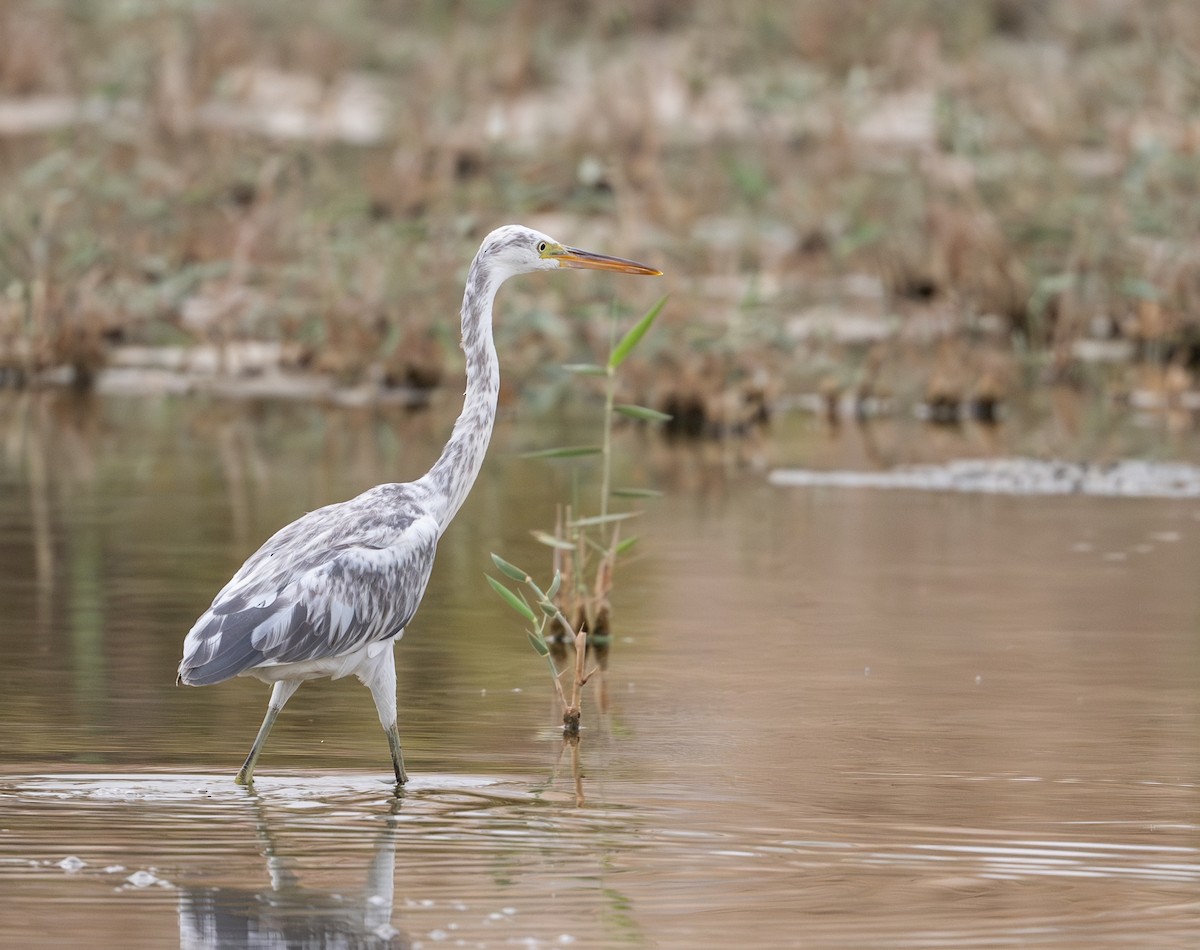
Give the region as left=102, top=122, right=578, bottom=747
left=0, top=390, right=1197, bottom=948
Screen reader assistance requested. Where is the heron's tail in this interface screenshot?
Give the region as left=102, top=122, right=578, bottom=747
left=178, top=610, right=266, bottom=686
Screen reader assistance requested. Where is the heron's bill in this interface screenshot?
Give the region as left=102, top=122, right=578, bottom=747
left=555, top=246, right=662, bottom=276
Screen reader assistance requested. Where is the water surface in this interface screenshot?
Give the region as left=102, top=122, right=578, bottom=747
left=0, top=390, right=1197, bottom=947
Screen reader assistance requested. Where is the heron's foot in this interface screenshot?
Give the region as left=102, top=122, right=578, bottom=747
left=235, top=768, right=254, bottom=788
left=388, top=759, right=408, bottom=799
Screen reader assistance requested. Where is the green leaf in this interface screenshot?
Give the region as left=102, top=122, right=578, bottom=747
left=490, top=552, right=528, bottom=582
left=562, top=363, right=609, bottom=377
left=486, top=575, right=537, bottom=623
left=616, top=535, right=639, bottom=555
left=614, top=404, right=673, bottom=423
left=608, top=295, right=667, bottom=369
left=527, top=631, right=550, bottom=656
left=545, top=570, right=562, bottom=600
left=520, top=445, right=603, bottom=460
left=611, top=487, right=663, bottom=499
left=569, top=511, right=641, bottom=529
left=531, top=530, right=576, bottom=550
left=538, top=600, right=558, bottom=616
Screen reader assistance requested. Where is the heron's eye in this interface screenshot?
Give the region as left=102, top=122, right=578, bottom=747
left=537, top=241, right=548, bottom=254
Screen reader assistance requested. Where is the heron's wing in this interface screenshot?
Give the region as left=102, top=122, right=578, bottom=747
left=180, top=508, right=439, bottom=685
left=261, top=520, right=440, bottom=664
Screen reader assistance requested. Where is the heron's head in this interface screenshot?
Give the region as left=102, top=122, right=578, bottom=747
left=479, top=225, right=662, bottom=281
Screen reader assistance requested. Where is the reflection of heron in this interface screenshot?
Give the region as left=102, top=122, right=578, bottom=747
left=178, top=799, right=407, bottom=948
left=178, top=226, right=661, bottom=786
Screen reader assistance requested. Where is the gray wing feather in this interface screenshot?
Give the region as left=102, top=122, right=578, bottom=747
left=179, top=484, right=439, bottom=686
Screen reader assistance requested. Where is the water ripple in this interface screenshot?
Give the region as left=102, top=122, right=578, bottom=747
left=1, top=770, right=1197, bottom=947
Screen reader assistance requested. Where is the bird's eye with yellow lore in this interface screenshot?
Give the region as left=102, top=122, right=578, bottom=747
left=537, top=241, right=548, bottom=254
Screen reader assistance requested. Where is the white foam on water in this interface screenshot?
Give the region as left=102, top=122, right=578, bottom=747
left=770, top=458, right=1200, bottom=498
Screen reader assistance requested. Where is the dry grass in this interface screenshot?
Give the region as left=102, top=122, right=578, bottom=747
left=0, top=0, right=1197, bottom=414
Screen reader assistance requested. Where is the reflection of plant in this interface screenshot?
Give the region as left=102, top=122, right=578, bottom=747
left=486, top=296, right=668, bottom=734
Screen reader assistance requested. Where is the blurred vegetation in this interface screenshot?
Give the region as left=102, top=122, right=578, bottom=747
left=0, top=0, right=1198, bottom=418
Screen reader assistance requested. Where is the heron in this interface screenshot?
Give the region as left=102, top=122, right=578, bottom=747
left=177, top=225, right=662, bottom=787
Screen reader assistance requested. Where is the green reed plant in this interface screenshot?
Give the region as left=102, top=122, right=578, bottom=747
left=486, top=295, right=668, bottom=733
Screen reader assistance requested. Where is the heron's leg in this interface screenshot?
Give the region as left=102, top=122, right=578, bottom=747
left=236, top=679, right=301, bottom=786
left=385, top=725, right=407, bottom=787
left=364, top=646, right=407, bottom=786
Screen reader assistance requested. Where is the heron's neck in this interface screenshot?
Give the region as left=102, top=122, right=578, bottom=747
left=420, top=257, right=501, bottom=533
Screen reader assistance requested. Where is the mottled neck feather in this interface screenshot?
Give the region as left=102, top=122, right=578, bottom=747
left=420, top=252, right=502, bottom=532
